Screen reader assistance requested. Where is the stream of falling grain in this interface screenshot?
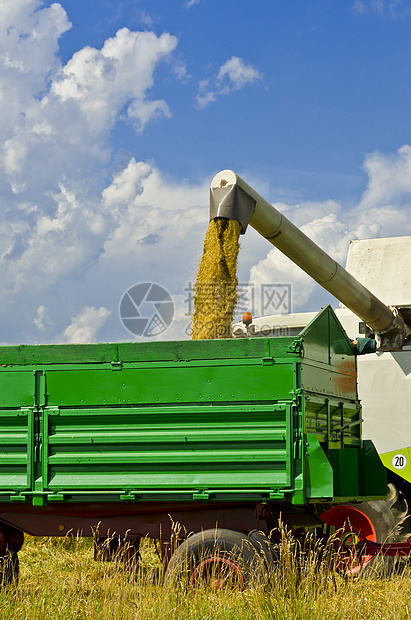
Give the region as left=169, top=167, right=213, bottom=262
left=191, top=218, right=241, bottom=339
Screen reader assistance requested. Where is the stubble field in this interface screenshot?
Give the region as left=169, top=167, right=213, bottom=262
left=0, top=535, right=411, bottom=620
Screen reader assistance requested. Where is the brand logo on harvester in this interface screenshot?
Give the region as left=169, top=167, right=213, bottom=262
left=119, top=282, right=174, bottom=337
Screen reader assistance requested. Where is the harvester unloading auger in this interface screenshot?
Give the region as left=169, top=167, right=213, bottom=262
left=209, top=169, right=411, bottom=351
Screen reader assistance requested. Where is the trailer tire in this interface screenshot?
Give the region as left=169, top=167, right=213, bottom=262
left=321, top=483, right=408, bottom=577
left=164, top=528, right=261, bottom=590
left=248, top=529, right=280, bottom=575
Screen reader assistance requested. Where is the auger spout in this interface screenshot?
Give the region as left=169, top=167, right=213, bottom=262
left=210, top=169, right=410, bottom=350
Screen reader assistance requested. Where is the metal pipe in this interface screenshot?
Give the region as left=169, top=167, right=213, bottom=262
left=210, top=170, right=410, bottom=349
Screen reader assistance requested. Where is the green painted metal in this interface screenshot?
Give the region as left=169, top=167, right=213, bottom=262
left=0, top=306, right=386, bottom=506
left=305, top=434, right=334, bottom=500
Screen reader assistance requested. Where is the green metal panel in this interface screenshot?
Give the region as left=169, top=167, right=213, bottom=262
left=45, top=362, right=295, bottom=407
left=0, top=372, right=34, bottom=407
left=0, top=343, right=117, bottom=366
left=358, top=440, right=387, bottom=498
left=300, top=307, right=357, bottom=401
left=300, top=305, right=355, bottom=367
left=300, top=362, right=357, bottom=400
left=0, top=337, right=295, bottom=366
left=0, top=408, right=34, bottom=491
left=305, top=434, right=333, bottom=500
left=36, top=404, right=293, bottom=499
left=327, top=448, right=360, bottom=498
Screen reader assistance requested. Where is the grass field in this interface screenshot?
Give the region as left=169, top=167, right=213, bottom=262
left=0, top=534, right=411, bottom=619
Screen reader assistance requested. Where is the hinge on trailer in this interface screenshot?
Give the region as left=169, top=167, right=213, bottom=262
left=193, top=489, right=209, bottom=501
left=261, top=357, right=275, bottom=366
left=111, top=361, right=122, bottom=371
left=120, top=490, right=137, bottom=501
left=46, top=407, right=60, bottom=416
left=291, top=388, right=304, bottom=400
left=269, top=491, right=284, bottom=500
left=48, top=492, right=64, bottom=502
left=10, top=493, right=26, bottom=502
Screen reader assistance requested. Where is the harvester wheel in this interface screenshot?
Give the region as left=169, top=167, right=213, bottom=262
left=164, top=528, right=261, bottom=590
left=321, top=483, right=408, bottom=577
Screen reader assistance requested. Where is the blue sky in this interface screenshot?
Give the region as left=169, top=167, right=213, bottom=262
left=51, top=0, right=411, bottom=202
left=1, top=0, right=411, bottom=343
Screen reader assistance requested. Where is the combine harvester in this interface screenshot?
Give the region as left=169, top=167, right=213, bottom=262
left=0, top=170, right=409, bottom=586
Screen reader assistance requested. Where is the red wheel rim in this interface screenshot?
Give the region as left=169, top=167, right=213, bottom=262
left=190, top=556, right=246, bottom=590
left=321, top=505, right=377, bottom=574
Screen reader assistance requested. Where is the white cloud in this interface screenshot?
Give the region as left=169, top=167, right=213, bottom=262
left=196, top=56, right=263, bottom=108
left=61, top=306, right=111, bottom=344
left=353, top=0, right=411, bottom=16
left=353, top=1, right=367, bottom=13
left=249, top=249, right=317, bottom=313
left=33, top=305, right=52, bottom=332
left=358, top=145, right=411, bottom=210
left=139, top=11, right=154, bottom=28
left=102, top=159, right=152, bottom=210
left=96, top=161, right=208, bottom=286
left=1, top=25, right=178, bottom=197
left=217, top=56, right=262, bottom=90
left=51, top=28, right=176, bottom=134
left=185, top=0, right=201, bottom=7
left=0, top=1, right=71, bottom=106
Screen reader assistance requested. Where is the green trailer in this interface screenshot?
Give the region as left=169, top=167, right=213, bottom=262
left=0, top=305, right=386, bottom=584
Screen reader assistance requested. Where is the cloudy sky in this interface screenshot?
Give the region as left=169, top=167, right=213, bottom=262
left=1, top=0, right=411, bottom=344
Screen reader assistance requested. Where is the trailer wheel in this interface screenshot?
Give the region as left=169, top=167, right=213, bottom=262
left=248, top=529, right=280, bottom=575
left=164, top=528, right=260, bottom=590
left=321, top=483, right=408, bottom=577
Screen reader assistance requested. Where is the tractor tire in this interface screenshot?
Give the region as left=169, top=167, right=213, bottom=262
left=322, top=483, right=409, bottom=577
left=164, top=528, right=262, bottom=590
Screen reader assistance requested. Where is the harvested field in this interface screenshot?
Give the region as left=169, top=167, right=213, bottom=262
left=2, top=534, right=411, bottom=619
